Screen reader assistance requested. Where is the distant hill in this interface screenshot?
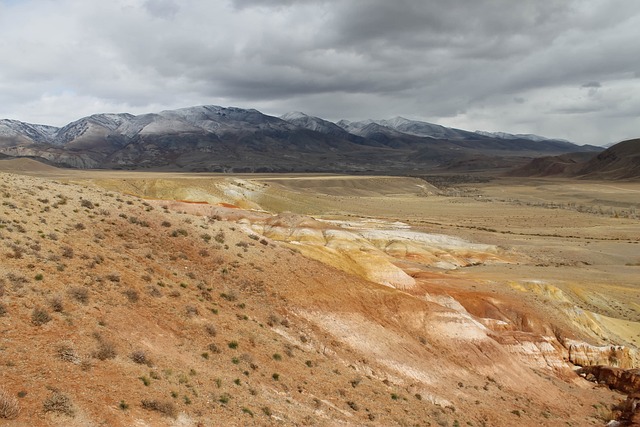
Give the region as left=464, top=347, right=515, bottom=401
left=576, top=138, right=640, bottom=179
left=0, top=106, right=599, bottom=174
left=507, top=139, right=639, bottom=180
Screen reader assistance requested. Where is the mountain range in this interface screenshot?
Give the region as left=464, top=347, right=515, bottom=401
left=0, top=105, right=601, bottom=173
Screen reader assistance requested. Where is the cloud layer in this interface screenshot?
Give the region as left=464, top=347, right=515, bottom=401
left=1, top=0, right=639, bottom=145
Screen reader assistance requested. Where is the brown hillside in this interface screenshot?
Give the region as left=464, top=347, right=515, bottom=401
left=0, top=172, right=630, bottom=426
left=577, top=138, right=640, bottom=179
left=508, top=138, right=640, bottom=180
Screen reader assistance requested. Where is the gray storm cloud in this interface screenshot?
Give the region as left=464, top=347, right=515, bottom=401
left=0, top=0, right=639, bottom=145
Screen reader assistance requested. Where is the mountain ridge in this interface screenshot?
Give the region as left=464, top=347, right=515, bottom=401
left=0, top=105, right=600, bottom=173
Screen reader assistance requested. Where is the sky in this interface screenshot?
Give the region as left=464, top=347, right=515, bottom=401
left=1, top=0, right=639, bottom=146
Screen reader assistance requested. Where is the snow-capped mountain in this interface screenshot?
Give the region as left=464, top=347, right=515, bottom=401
left=475, top=130, right=570, bottom=143
left=335, top=117, right=479, bottom=140
left=280, top=112, right=351, bottom=137
left=0, top=105, right=598, bottom=172
left=0, top=119, right=59, bottom=145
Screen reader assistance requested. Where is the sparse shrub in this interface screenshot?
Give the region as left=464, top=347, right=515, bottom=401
left=218, top=394, right=230, bottom=404
left=57, top=344, right=80, bottom=364
left=106, top=273, right=120, bottom=283
left=80, top=199, right=94, bottom=209
left=242, top=407, right=254, bottom=417
left=214, top=231, right=225, bottom=244
left=74, top=223, right=86, bottom=231
left=272, top=373, right=280, bottom=381
left=347, top=401, right=359, bottom=411
left=31, top=307, right=51, bottom=326
left=140, top=399, right=177, bottom=418
left=208, top=343, right=221, bottom=354
left=131, top=350, right=151, bottom=366
left=0, top=388, right=20, bottom=419
left=139, top=376, right=150, bottom=386
left=204, top=324, right=217, bottom=336
left=43, top=391, right=75, bottom=417
left=119, top=400, right=129, bottom=410
left=272, top=353, right=282, bottom=361
left=161, top=221, right=171, bottom=227
left=34, top=273, right=43, bottom=281
left=93, top=334, right=117, bottom=360
left=228, top=341, right=238, bottom=349
left=220, top=290, right=237, bottom=302
left=68, top=287, right=89, bottom=304
left=171, top=228, right=188, bottom=237
left=147, top=286, right=162, bottom=298
left=262, top=406, right=272, bottom=416
left=0, top=303, right=6, bottom=317
left=61, top=246, right=74, bottom=259
left=123, top=289, right=139, bottom=303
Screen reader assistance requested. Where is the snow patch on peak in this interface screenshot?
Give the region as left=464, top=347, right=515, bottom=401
left=380, top=116, right=412, bottom=128
left=280, top=111, right=309, bottom=121
left=475, top=130, right=570, bottom=143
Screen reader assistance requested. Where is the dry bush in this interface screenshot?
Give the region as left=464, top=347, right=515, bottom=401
left=0, top=388, right=20, bottom=419
left=130, top=350, right=152, bottom=366
left=0, top=303, right=6, bottom=317
left=204, top=323, right=217, bottom=337
left=92, top=334, right=117, bottom=360
left=57, top=344, right=80, bottom=364
left=140, top=399, right=177, bottom=418
left=31, top=307, right=51, bottom=326
left=61, top=246, right=74, bottom=259
left=67, top=287, right=89, bottom=304
left=123, top=289, right=139, bottom=303
left=43, top=391, right=75, bottom=417
left=49, top=295, right=64, bottom=312
left=80, top=199, right=94, bottom=209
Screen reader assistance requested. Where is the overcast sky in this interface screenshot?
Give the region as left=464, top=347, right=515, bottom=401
left=1, top=0, right=639, bottom=146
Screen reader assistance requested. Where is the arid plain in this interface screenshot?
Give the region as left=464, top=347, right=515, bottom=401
left=1, top=158, right=638, bottom=426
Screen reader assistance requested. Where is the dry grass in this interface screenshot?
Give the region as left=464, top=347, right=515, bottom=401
left=0, top=389, right=19, bottom=419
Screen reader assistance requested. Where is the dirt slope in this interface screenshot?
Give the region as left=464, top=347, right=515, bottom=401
left=0, top=171, right=627, bottom=426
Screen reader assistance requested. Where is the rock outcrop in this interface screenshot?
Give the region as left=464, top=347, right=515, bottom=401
left=568, top=341, right=637, bottom=369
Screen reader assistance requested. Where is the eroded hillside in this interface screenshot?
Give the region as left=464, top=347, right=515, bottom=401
left=0, top=170, right=637, bottom=426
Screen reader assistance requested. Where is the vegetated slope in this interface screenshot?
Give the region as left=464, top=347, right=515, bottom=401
left=507, top=139, right=640, bottom=180
left=0, top=106, right=598, bottom=174
left=0, top=173, right=623, bottom=426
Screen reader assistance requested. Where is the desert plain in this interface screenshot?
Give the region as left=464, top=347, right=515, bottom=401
left=0, top=157, right=638, bottom=426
